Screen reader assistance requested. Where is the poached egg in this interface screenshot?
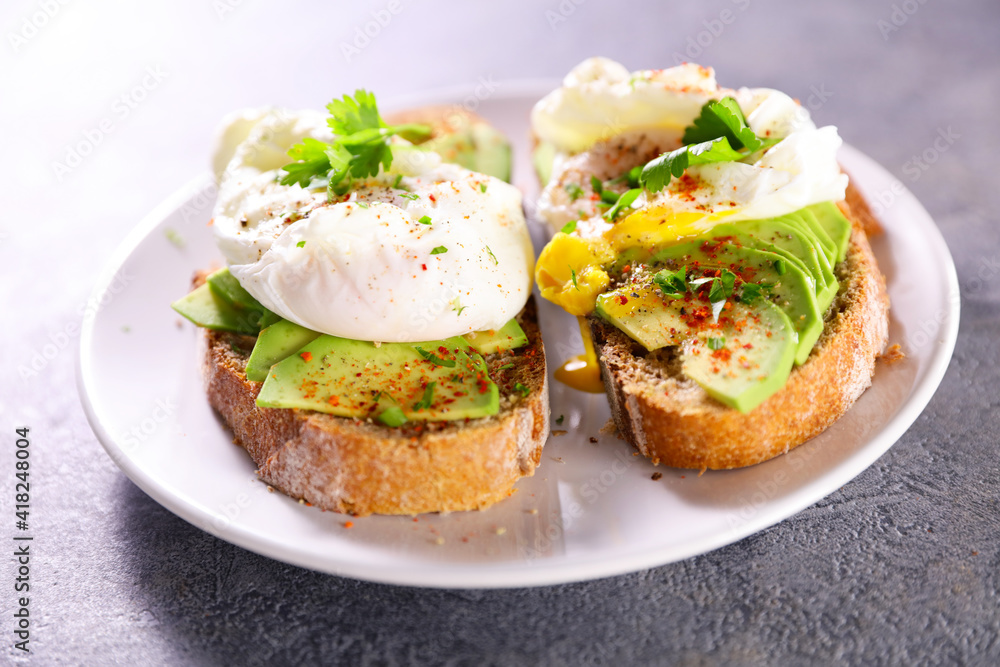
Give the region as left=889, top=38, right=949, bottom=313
left=210, top=109, right=534, bottom=343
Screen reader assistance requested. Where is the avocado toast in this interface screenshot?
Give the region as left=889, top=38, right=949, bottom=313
left=532, top=59, right=889, bottom=469
left=174, top=95, right=548, bottom=515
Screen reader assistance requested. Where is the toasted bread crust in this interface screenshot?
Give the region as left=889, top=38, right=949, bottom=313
left=592, top=185, right=889, bottom=469
left=202, top=298, right=548, bottom=516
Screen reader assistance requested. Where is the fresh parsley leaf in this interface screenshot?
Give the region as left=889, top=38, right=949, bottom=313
left=326, top=89, right=382, bottom=137
left=739, top=282, right=772, bottom=303
left=413, top=382, right=436, bottom=411
left=564, top=183, right=585, bottom=202
left=560, top=219, right=578, bottom=234
left=514, top=382, right=530, bottom=398
left=653, top=266, right=687, bottom=297
left=280, top=89, right=431, bottom=200
left=603, top=188, right=642, bottom=221
left=707, top=336, right=726, bottom=351
left=377, top=405, right=408, bottom=427
left=683, top=97, right=764, bottom=152
left=430, top=246, right=448, bottom=255
left=296, top=240, right=306, bottom=248
left=600, top=189, right=620, bottom=205
left=590, top=175, right=603, bottom=195
left=418, top=215, right=432, bottom=225
left=708, top=269, right=736, bottom=303
left=415, top=347, right=457, bottom=368
left=639, top=137, right=745, bottom=193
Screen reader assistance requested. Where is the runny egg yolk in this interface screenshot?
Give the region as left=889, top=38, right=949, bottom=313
left=535, top=205, right=735, bottom=316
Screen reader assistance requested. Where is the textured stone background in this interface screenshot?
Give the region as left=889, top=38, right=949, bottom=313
left=3, top=0, right=999, bottom=664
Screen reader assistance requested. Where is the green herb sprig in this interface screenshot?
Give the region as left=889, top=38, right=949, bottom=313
left=279, top=90, right=431, bottom=200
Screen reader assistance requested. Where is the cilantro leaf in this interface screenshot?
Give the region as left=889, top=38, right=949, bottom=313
left=683, top=97, right=764, bottom=151
left=514, top=382, right=530, bottom=398
left=739, top=282, right=773, bottom=303
left=418, top=215, right=432, bottom=225
left=280, top=89, right=431, bottom=200
left=430, top=246, right=448, bottom=255
left=653, top=266, right=687, bottom=297
left=326, top=89, right=383, bottom=136
left=415, top=347, right=457, bottom=368
left=639, top=138, right=744, bottom=193
left=603, top=188, right=642, bottom=221
left=560, top=219, right=578, bottom=234
left=377, top=405, right=408, bottom=427
left=412, top=382, right=436, bottom=411
left=564, top=183, right=585, bottom=202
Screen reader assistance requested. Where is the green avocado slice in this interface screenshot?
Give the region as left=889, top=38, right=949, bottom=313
left=651, top=238, right=821, bottom=365
left=681, top=299, right=797, bottom=413
left=462, top=318, right=528, bottom=355
left=256, top=335, right=499, bottom=422
left=245, top=319, right=322, bottom=382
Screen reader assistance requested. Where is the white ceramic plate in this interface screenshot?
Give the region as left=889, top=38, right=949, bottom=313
left=78, top=83, right=959, bottom=588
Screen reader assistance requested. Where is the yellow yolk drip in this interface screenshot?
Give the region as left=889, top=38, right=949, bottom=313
left=554, top=317, right=605, bottom=393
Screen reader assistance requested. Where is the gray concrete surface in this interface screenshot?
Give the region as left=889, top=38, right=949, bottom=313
left=3, top=0, right=998, bottom=664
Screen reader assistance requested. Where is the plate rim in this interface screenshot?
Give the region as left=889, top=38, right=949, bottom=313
left=77, top=83, right=960, bottom=588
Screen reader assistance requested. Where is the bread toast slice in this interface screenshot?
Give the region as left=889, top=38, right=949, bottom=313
left=200, top=292, right=548, bottom=516
left=591, top=184, right=889, bottom=469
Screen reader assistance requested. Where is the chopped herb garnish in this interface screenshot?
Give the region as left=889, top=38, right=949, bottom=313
left=278, top=89, right=431, bottom=200
left=514, top=382, right=530, bottom=398
left=356, top=201, right=369, bottom=209
left=739, top=282, right=772, bottom=303
left=378, top=405, right=408, bottom=427
left=418, top=215, right=432, bottom=225
left=296, top=240, right=306, bottom=248
left=653, top=266, right=687, bottom=297
left=480, top=183, right=488, bottom=193
left=412, top=382, right=437, bottom=411
left=603, top=188, right=642, bottom=221
left=392, top=174, right=404, bottom=189
left=485, top=245, right=498, bottom=265
left=498, top=363, right=515, bottom=370
left=570, top=267, right=579, bottom=290
left=560, top=219, right=578, bottom=234
left=590, top=175, right=603, bottom=195
left=708, top=269, right=737, bottom=304
left=564, top=183, right=585, bottom=201
left=707, top=336, right=726, bottom=351
left=555, top=414, right=565, bottom=425
left=399, top=192, right=420, bottom=201
left=430, top=246, right=448, bottom=255
left=773, top=259, right=787, bottom=275
left=415, top=347, right=457, bottom=368
left=452, top=297, right=467, bottom=315
left=639, top=97, right=780, bottom=193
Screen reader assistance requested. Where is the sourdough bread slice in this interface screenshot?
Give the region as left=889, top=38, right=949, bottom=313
left=591, top=185, right=889, bottom=469
left=201, top=296, right=548, bottom=516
